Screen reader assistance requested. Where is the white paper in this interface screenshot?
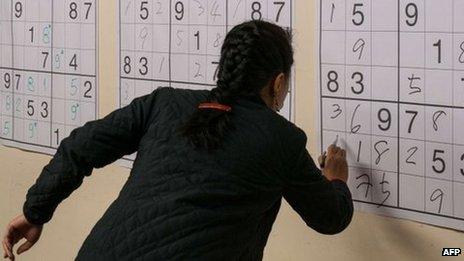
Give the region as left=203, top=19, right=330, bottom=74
left=0, top=0, right=99, bottom=155
left=317, top=0, right=464, bottom=231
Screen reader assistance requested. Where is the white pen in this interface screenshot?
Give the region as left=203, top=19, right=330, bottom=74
left=320, top=135, right=339, bottom=168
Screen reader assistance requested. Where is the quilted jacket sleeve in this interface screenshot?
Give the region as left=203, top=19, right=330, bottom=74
left=22, top=88, right=164, bottom=225
left=282, top=131, right=354, bottom=235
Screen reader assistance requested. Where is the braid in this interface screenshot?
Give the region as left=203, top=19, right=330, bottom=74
left=211, top=25, right=260, bottom=104
left=180, top=20, right=294, bottom=150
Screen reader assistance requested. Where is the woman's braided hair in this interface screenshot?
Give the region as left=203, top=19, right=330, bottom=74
left=180, top=20, right=294, bottom=150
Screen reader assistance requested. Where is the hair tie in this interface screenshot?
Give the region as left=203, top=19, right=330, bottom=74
left=198, top=102, right=232, bottom=112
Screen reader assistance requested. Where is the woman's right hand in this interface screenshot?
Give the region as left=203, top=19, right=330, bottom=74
left=2, top=214, right=43, bottom=260
left=318, top=145, right=348, bottom=183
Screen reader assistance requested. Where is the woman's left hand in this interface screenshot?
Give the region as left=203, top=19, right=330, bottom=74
left=2, top=214, right=43, bottom=260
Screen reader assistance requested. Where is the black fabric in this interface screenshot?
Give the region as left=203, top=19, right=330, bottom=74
left=22, top=87, right=353, bottom=260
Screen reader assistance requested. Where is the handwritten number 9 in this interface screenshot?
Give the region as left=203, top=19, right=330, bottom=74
left=432, top=149, right=446, bottom=174
left=430, top=189, right=444, bottom=214
left=405, top=3, right=418, bottom=26
left=352, top=3, right=364, bottom=26
left=377, top=108, right=391, bottom=131
left=175, top=1, right=184, bottom=21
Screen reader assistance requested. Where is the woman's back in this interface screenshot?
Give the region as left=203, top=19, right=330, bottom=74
left=76, top=87, right=310, bottom=260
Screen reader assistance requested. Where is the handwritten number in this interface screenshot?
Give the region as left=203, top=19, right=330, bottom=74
left=331, top=104, right=342, bottom=119
left=350, top=104, right=361, bottom=133
left=374, top=140, right=390, bottom=165
left=356, top=174, right=372, bottom=199
left=352, top=39, right=365, bottom=60
left=406, top=147, right=418, bottom=165
left=330, top=3, right=335, bottom=23
left=432, top=110, right=446, bottom=131
left=430, top=189, right=444, bottom=213
left=378, top=173, right=391, bottom=207
left=408, top=74, right=421, bottom=95
left=459, top=42, right=464, bottom=63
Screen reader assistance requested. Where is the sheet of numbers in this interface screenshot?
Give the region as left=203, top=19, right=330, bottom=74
left=318, top=0, right=464, bottom=231
left=118, top=0, right=294, bottom=165
left=0, top=0, right=98, bottom=155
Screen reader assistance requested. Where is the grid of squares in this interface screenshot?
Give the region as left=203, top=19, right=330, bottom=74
left=0, top=0, right=98, bottom=155
left=319, top=0, right=464, bottom=224
left=119, top=0, right=294, bottom=162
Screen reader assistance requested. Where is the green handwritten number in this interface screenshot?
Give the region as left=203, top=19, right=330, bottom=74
left=70, top=78, right=78, bottom=96
left=27, top=76, right=35, bottom=92
left=3, top=121, right=10, bottom=135
left=71, top=104, right=79, bottom=120
left=28, top=122, right=37, bottom=138
left=42, top=24, right=51, bottom=44
left=5, top=95, right=12, bottom=111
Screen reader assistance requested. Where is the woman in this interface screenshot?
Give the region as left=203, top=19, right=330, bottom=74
left=3, top=20, right=352, bottom=260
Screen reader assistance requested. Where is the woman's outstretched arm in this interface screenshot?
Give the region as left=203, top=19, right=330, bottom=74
left=22, top=87, right=165, bottom=225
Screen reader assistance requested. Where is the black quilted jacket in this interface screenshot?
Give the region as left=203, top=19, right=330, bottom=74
left=22, top=87, right=353, bottom=260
